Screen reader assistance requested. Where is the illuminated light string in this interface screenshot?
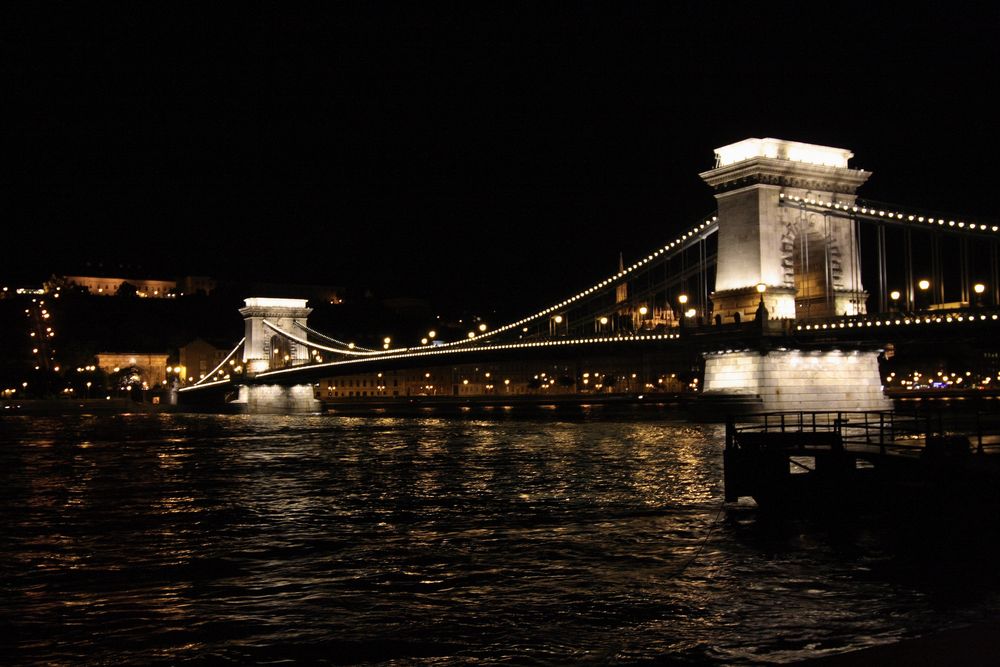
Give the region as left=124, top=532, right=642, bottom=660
left=179, top=379, right=232, bottom=393
left=779, top=193, right=999, bottom=233
left=185, top=338, right=245, bottom=389
left=294, top=322, right=378, bottom=352
left=427, top=216, right=720, bottom=349
left=264, top=321, right=386, bottom=356
left=794, top=312, right=999, bottom=331
left=259, top=217, right=718, bottom=357
left=254, top=333, right=682, bottom=380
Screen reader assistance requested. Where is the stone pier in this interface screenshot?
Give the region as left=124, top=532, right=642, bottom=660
left=233, top=384, right=322, bottom=414
left=234, top=297, right=322, bottom=414
left=703, top=348, right=891, bottom=412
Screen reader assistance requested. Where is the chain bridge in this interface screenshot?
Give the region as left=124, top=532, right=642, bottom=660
left=179, top=138, right=1000, bottom=413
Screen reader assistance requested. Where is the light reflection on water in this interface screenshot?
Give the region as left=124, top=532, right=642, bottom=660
left=2, top=412, right=1000, bottom=664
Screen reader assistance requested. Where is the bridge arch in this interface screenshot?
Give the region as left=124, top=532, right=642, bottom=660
left=779, top=213, right=849, bottom=318
left=269, top=334, right=293, bottom=369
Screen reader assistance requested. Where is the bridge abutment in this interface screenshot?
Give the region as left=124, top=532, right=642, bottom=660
left=233, top=384, right=322, bottom=414
left=703, top=348, right=891, bottom=413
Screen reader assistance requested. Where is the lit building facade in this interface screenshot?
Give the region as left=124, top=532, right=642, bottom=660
left=179, top=338, right=231, bottom=383
left=65, top=275, right=177, bottom=297
left=317, top=358, right=690, bottom=402
left=95, top=352, right=169, bottom=388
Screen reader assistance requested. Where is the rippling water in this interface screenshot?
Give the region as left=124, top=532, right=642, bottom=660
left=3, top=411, right=1000, bottom=665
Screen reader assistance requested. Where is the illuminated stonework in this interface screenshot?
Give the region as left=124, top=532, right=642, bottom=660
left=713, top=138, right=853, bottom=169
left=234, top=384, right=321, bottom=414
left=239, top=297, right=313, bottom=374
left=703, top=349, right=891, bottom=412
left=701, top=138, right=871, bottom=321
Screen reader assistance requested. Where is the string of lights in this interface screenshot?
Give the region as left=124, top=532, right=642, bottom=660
left=252, top=332, right=681, bottom=382
left=185, top=338, right=245, bottom=388
left=294, top=323, right=378, bottom=352
left=400, top=216, right=720, bottom=350
left=780, top=193, right=999, bottom=234
left=797, top=311, right=1000, bottom=331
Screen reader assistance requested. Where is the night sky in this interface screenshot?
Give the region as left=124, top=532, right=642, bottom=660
left=7, top=4, right=999, bottom=317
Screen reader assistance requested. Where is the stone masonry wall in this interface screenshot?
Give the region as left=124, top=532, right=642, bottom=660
left=703, top=349, right=891, bottom=412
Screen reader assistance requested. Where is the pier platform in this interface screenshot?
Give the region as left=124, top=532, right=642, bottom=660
left=724, top=410, right=1000, bottom=511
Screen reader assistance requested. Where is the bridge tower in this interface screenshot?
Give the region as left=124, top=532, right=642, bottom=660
left=233, top=297, right=321, bottom=413
left=700, top=138, right=871, bottom=321
left=699, top=138, right=891, bottom=412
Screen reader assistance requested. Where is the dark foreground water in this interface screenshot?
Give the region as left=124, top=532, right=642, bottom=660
left=3, top=411, right=1000, bottom=665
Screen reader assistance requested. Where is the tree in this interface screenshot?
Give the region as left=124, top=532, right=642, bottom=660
left=116, top=281, right=138, bottom=298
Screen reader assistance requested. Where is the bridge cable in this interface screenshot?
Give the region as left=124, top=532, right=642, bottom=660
left=293, top=322, right=379, bottom=352
left=182, top=338, right=245, bottom=390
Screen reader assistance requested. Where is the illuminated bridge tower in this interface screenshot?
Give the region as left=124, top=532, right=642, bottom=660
left=700, top=138, right=871, bottom=321
left=234, top=297, right=321, bottom=413
left=699, top=138, right=891, bottom=412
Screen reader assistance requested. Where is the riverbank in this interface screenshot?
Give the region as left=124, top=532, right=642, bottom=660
left=0, top=398, right=173, bottom=415
left=320, top=392, right=686, bottom=416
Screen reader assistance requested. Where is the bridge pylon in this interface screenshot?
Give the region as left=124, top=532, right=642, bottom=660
left=234, top=297, right=321, bottom=413
left=700, top=138, right=871, bottom=322
left=698, top=139, right=891, bottom=413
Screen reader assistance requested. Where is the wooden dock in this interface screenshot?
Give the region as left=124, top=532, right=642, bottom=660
left=724, top=410, right=1000, bottom=511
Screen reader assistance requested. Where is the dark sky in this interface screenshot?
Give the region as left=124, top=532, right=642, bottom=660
left=7, top=4, right=999, bottom=317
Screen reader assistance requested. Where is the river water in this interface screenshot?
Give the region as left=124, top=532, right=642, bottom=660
left=3, top=409, right=1000, bottom=664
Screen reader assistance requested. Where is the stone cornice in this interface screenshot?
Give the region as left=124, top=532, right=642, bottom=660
left=699, top=157, right=871, bottom=194
left=238, top=306, right=313, bottom=319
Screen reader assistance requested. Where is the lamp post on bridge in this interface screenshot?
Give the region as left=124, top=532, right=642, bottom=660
left=754, top=283, right=768, bottom=324
left=917, top=279, right=931, bottom=311
left=974, top=282, right=986, bottom=308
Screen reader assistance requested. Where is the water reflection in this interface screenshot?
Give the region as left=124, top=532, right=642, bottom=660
left=1, top=413, right=998, bottom=664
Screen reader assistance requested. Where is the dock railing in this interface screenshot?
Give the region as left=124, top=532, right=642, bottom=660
left=726, top=409, right=1000, bottom=457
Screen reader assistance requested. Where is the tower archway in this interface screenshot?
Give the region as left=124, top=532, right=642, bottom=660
left=781, top=216, right=844, bottom=319
left=269, top=334, right=292, bottom=369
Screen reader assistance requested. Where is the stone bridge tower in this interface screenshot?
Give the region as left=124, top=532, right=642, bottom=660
left=234, top=297, right=321, bottom=413
left=699, top=138, right=871, bottom=321
left=699, top=139, right=891, bottom=412
left=239, top=297, right=314, bottom=374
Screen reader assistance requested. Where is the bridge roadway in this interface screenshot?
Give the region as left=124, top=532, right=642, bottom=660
left=182, top=306, right=1000, bottom=392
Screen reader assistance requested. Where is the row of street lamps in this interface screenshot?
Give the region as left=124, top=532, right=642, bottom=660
left=888, top=281, right=988, bottom=310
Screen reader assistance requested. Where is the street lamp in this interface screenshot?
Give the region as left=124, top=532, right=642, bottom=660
left=889, top=290, right=901, bottom=312
left=974, top=282, right=986, bottom=307
left=917, top=279, right=931, bottom=310
left=755, top=283, right=767, bottom=322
